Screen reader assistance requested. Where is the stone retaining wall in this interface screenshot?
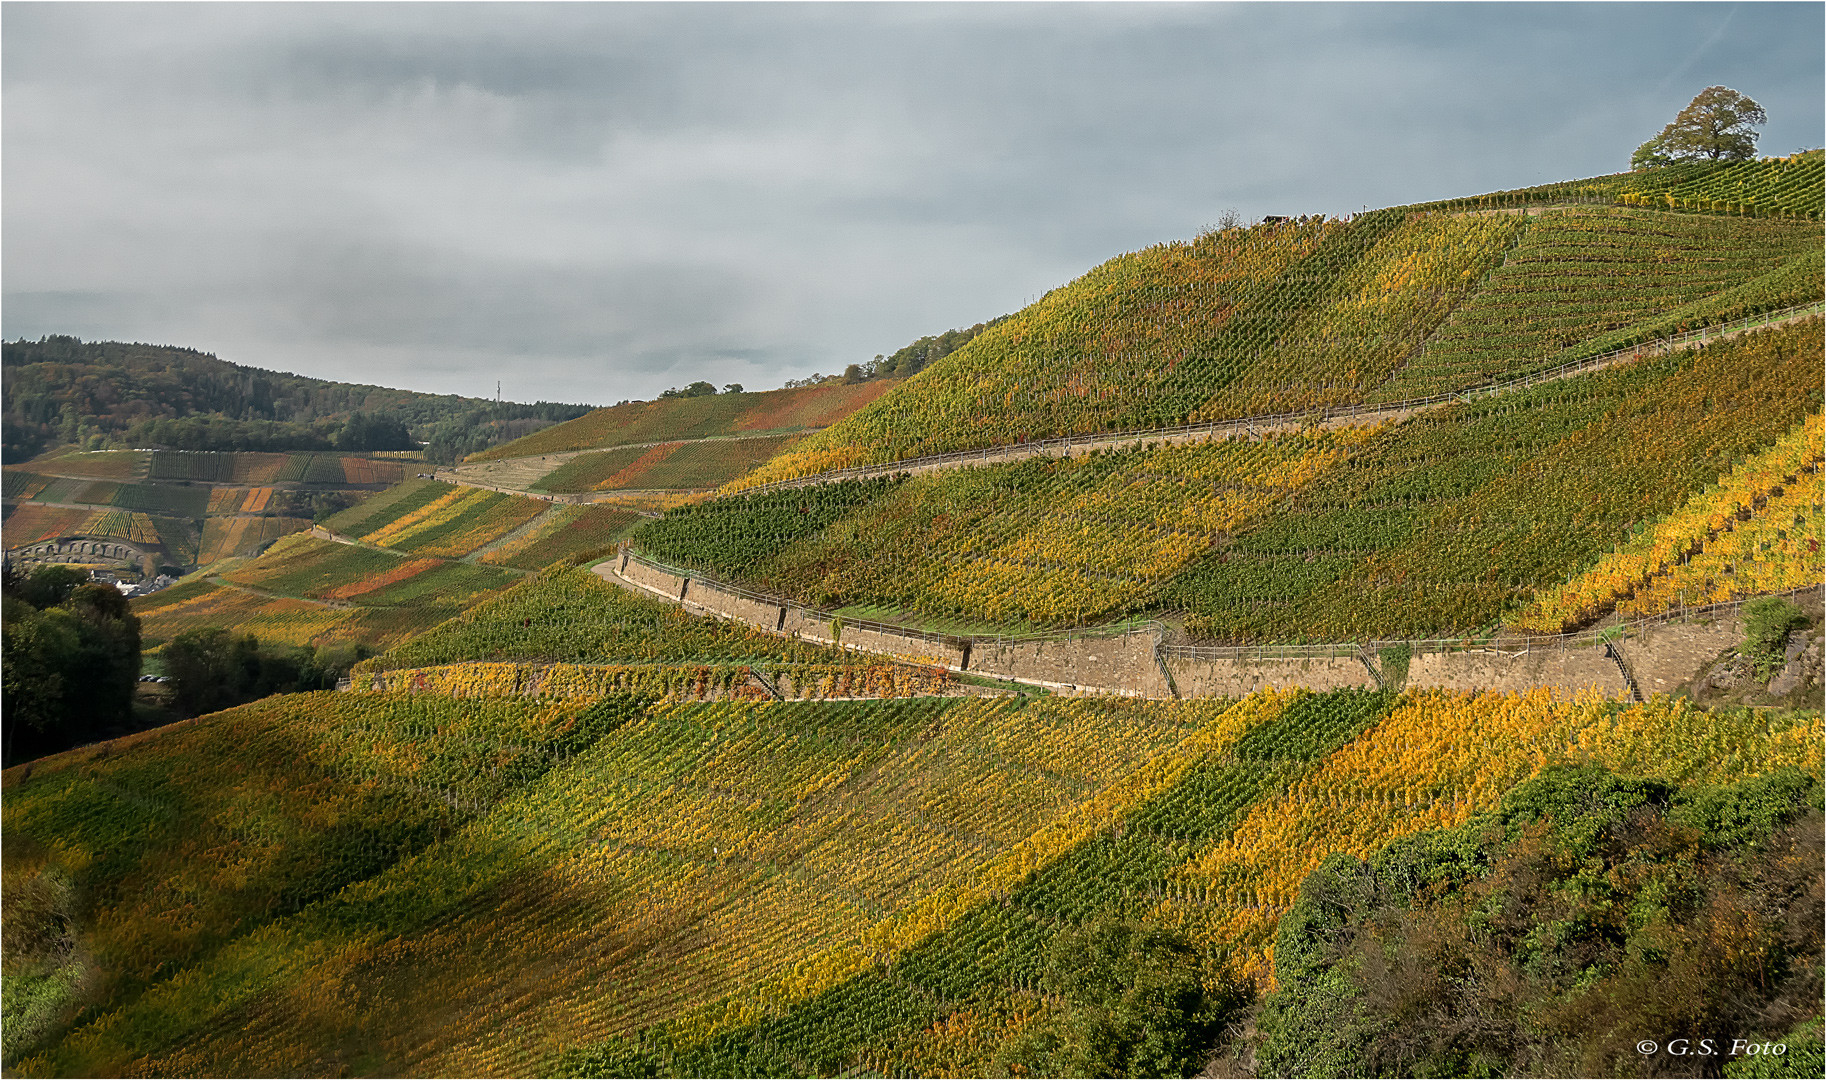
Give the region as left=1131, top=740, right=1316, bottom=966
left=1167, top=656, right=1375, bottom=698
left=971, top=634, right=1169, bottom=697
left=1406, top=646, right=1627, bottom=696
left=1622, top=617, right=1741, bottom=695
left=621, top=558, right=688, bottom=601
left=688, top=580, right=787, bottom=630
left=596, top=556, right=1760, bottom=701
left=839, top=625, right=969, bottom=669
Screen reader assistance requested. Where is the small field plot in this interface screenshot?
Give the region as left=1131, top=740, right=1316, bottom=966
left=320, top=478, right=450, bottom=537
left=361, top=486, right=548, bottom=558
left=219, top=533, right=408, bottom=598
left=528, top=446, right=652, bottom=493
left=472, top=380, right=900, bottom=460
left=26, top=450, right=147, bottom=480
left=481, top=504, right=642, bottom=570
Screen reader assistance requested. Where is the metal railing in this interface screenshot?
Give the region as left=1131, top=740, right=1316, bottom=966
left=733, top=302, right=1824, bottom=495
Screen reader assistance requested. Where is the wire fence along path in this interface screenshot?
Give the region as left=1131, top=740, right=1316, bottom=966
left=732, top=301, right=1825, bottom=495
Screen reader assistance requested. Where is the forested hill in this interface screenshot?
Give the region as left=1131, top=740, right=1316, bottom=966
left=1, top=337, right=592, bottom=463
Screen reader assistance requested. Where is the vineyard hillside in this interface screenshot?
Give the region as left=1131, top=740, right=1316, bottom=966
left=3, top=450, right=421, bottom=573
left=468, top=380, right=902, bottom=463
left=6, top=158, right=1825, bottom=1080
left=4, top=686, right=1816, bottom=1075
left=738, top=191, right=1821, bottom=487
left=128, top=478, right=633, bottom=655
left=637, top=319, right=1822, bottom=640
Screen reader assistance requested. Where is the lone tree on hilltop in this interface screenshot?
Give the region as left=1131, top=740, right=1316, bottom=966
left=1632, top=86, right=1767, bottom=168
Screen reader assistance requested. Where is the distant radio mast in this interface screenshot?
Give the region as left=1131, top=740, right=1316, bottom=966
left=496, top=381, right=501, bottom=403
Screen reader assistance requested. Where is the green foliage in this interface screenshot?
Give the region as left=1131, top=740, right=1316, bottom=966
left=469, top=380, right=894, bottom=461
left=1722, top=1018, right=1825, bottom=1079
left=1258, top=765, right=1825, bottom=1078
left=992, top=919, right=1233, bottom=1078
left=746, top=206, right=1819, bottom=487
left=2, top=573, right=141, bottom=764
left=0, top=335, right=587, bottom=463
left=640, top=477, right=904, bottom=583
left=161, top=627, right=369, bottom=716
left=1741, top=595, right=1809, bottom=677
left=331, top=411, right=413, bottom=452
left=319, top=478, right=449, bottom=537
left=1170, top=319, right=1822, bottom=641
left=1377, top=644, right=1411, bottom=690
left=1635, top=86, right=1768, bottom=166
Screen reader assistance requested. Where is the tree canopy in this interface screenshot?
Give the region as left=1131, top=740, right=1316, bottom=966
left=1633, top=86, right=1767, bottom=168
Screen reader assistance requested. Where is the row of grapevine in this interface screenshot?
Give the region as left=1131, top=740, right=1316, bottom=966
left=1514, top=410, right=1824, bottom=630
left=2, top=690, right=630, bottom=1079
left=350, top=659, right=953, bottom=700
left=319, top=477, right=448, bottom=536
left=552, top=689, right=1818, bottom=1077
left=634, top=318, right=1818, bottom=640
left=5, top=475, right=212, bottom=516
left=195, top=514, right=311, bottom=565
left=12, top=450, right=147, bottom=480
left=1167, top=318, right=1822, bottom=641
left=1162, top=689, right=1823, bottom=986
left=142, top=451, right=410, bottom=486
left=478, top=504, right=641, bottom=570
left=1367, top=208, right=1817, bottom=401
left=1619, top=483, right=1823, bottom=615
left=357, top=484, right=548, bottom=558
left=733, top=207, right=1819, bottom=489
left=640, top=428, right=1377, bottom=628
left=8, top=693, right=1236, bottom=1076
left=358, top=567, right=868, bottom=673
left=1618, top=151, right=1825, bottom=220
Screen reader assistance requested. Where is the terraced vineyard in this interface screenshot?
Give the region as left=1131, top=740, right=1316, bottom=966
left=740, top=200, right=1820, bottom=487
left=1618, top=150, right=1825, bottom=219
left=636, top=319, right=1821, bottom=638
left=478, top=505, right=640, bottom=570
left=470, top=381, right=900, bottom=462
left=530, top=433, right=808, bottom=494
left=358, top=567, right=877, bottom=674
left=4, top=451, right=421, bottom=570
left=6, top=686, right=1814, bottom=1076
left=6, top=160, right=1824, bottom=1080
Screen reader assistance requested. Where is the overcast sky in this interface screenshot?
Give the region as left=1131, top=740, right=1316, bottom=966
left=4, top=2, right=1821, bottom=406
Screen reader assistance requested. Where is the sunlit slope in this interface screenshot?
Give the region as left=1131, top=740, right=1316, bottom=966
left=738, top=205, right=1819, bottom=487
left=529, top=432, right=808, bottom=494
left=469, top=381, right=901, bottom=462
left=637, top=319, right=1819, bottom=638
left=1168, top=317, right=1821, bottom=641
left=550, top=690, right=1819, bottom=1078
left=640, top=426, right=1381, bottom=628
left=5, top=691, right=1258, bottom=1076
left=1515, top=409, right=1823, bottom=632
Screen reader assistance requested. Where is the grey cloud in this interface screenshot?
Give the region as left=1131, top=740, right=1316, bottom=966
left=4, top=2, right=1820, bottom=405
